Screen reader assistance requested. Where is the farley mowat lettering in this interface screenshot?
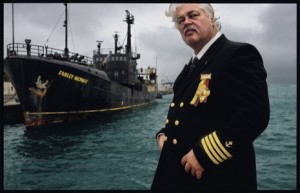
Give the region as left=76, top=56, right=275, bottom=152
left=58, top=70, right=89, bottom=84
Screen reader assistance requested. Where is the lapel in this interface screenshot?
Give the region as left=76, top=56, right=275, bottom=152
left=173, top=34, right=228, bottom=101
left=172, top=58, right=192, bottom=94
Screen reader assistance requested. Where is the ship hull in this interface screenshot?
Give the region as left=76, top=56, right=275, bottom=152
left=4, top=104, right=24, bottom=124
left=4, top=56, right=156, bottom=127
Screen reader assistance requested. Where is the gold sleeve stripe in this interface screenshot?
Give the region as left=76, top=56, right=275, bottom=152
left=212, top=131, right=232, bottom=158
left=204, top=136, right=224, bottom=163
left=201, top=138, right=220, bottom=165
left=208, top=134, right=228, bottom=160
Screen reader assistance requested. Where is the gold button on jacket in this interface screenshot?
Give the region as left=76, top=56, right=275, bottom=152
left=172, top=139, right=177, bottom=145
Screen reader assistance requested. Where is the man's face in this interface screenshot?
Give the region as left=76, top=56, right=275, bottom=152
left=176, top=4, right=215, bottom=50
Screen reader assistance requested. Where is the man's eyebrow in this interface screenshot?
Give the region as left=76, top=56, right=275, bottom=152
left=177, top=10, right=200, bottom=18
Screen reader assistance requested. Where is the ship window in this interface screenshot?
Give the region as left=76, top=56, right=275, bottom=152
left=124, top=56, right=127, bottom=61
left=114, top=71, right=118, bottom=79
left=121, top=70, right=125, bottom=75
left=111, top=57, right=114, bottom=61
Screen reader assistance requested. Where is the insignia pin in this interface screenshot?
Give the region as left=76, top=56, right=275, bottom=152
left=225, top=141, right=233, bottom=148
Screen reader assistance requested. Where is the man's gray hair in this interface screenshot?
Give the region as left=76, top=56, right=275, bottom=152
left=165, top=3, right=221, bottom=30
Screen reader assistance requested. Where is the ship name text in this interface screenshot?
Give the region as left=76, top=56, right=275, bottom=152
left=58, top=70, right=89, bottom=84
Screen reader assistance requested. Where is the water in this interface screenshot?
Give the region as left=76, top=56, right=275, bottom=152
left=3, top=84, right=297, bottom=190
left=255, top=84, right=297, bottom=190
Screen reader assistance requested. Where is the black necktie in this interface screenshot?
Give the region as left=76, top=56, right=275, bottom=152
left=188, top=57, right=199, bottom=74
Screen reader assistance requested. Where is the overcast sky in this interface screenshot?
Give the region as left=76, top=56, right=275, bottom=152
left=3, top=3, right=297, bottom=84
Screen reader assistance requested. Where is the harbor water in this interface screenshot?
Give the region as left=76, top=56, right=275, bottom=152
left=3, top=84, right=297, bottom=190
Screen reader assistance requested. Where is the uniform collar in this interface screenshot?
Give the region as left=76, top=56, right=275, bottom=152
left=193, top=31, right=222, bottom=60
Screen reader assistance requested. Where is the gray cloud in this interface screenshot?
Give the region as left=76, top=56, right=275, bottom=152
left=220, top=4, right=296, bottom=84
left=4, top=3, right=296, bottom=84
left=257, top=4, right=296, bottom=84
left=137, top=26, right=191, bottom=82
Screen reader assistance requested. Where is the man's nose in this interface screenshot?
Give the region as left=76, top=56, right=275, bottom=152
left=183, top=17, right=193, bottom=25
left=182, top=17, right=194, bottom=28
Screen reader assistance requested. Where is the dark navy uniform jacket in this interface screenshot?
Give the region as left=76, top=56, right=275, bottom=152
left=151, top=34, right=270, bottom=191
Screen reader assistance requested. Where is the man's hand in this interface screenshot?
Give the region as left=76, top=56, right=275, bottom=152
left=181, top=149, right=205, bottom=180
left=157, top=134, right=166, bottom=152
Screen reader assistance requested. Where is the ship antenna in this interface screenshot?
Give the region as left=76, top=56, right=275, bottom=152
left=96, top=40, right=103, bottom=55
left=68, top=5, right=76, bottom=53
left=12, top=3, right=15, bottom=52
left=113, top=31, right=121, bottom=54
left=124, top=10, right=134, bottom=56
left=63, top=3, right=69, bottom=58
left=134, top=24, right=137, bottom=57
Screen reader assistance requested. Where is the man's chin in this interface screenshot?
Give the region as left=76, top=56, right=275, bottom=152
left=184, top=37, right=198, bottom=46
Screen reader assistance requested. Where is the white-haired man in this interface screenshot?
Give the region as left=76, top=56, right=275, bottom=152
left=151, top=4, right=269, bottom=191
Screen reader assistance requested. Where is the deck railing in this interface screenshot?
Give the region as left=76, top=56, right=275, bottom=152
left=7, top=43, right=44, bottom=57
left=7, top=42, right=94, bottom=66
left=93, top=48, right=140, bottom=60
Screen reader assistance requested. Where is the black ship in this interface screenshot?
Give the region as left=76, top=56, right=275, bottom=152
left=4, top=4, right=157, bottom=128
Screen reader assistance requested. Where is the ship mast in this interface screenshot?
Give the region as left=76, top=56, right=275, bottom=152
left=12, top=3, right=15, bottom=52
left=124, top=10, right=134, bottom=56
left=63, top=3, right=69, bottom=58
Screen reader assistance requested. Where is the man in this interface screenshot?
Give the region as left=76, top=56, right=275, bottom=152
left=151, top=3, right=270, bottom=191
